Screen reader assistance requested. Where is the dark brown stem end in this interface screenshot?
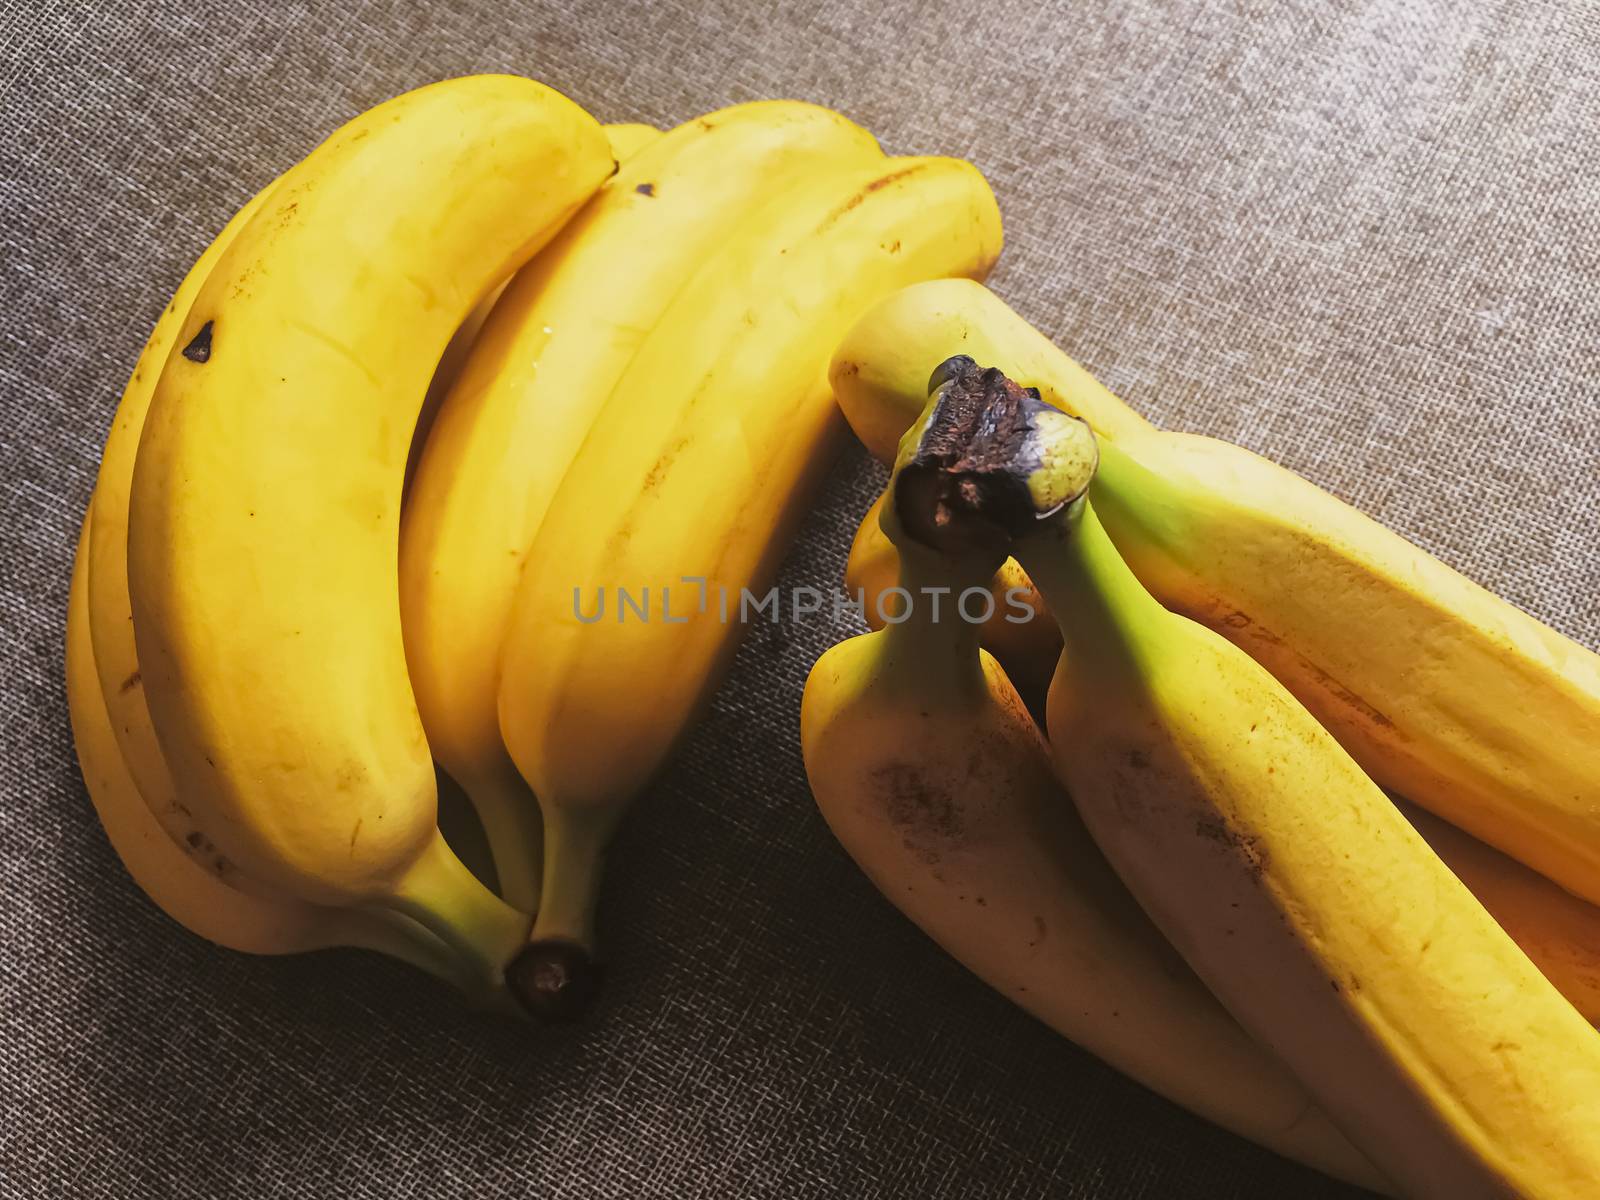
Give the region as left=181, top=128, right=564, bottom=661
left=506, top=939, right=604, bottom=1022
left=892, top=356, right=1094, bottom=555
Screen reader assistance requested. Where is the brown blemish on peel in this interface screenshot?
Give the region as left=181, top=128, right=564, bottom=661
left=118, top=670, right=141, bottom=694
left=1215, top=610, right=1394, bottom=731
left=182, top=321, right=214, bottom=363
left=1194, top=816, right=1270, bottom=880
left=872, top=762, right=964, bottom=864
left=635, top=182, right=655, bottom=197
left=815, top=164, right=926, bottom=235
left=641, top=437, right=689, bottom=494
left=1295, top=655, right=1395, bottom=731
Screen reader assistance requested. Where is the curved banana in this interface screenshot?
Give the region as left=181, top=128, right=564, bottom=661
left=497, top=154, right=1003, bottom=1017
left=401, top=102, right=881, bottom=912
left=126, top=76, right=612, bottom=984
left=802, top=497, right=1386, bottom=1192
left=89, top=186, right=280, bottom=896
left=907, top=360, right=1600, bottom=1198
left=69, top=510, right=473, bottom=987
left=847, top=496, right=1600, bottom=1025
left=830, top=279, right=1600, bottom=907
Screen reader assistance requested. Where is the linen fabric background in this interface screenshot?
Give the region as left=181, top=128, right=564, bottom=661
left=3, top=1, right=1596, bottom=1196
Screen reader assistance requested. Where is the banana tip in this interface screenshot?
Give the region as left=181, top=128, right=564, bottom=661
left=506, top=939, right=604, bottom=1022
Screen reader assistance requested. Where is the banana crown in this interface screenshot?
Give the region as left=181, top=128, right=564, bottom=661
left=890, top=356, right=1098, bottom=560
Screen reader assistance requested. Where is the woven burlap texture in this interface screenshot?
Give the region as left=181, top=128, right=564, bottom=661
left=3, top=1, right=1595, bottom=1197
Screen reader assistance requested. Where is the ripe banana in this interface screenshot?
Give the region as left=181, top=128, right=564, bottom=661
left=89, top=186, right=279, bottom=897
left=401, top=102, right=881, bottom=913
left=847, top=499, right=1600, bottom=1026
left=404, top=124, right=662, bottom=510
left=125, top=76, right=612, bottom=985
left=69, top=510, right=474, bottom=989
left=830, top=278, right=1600, bottom=907
left=907, top=359, right=1600, bottom=1198
left=802, top=492, right=1386, bottom=1191
left=497, top=154, right=1003, bottom=1017
left=1401, top=801, right=1600, bottom=1026
left=81, top=179, right=495, bottom=986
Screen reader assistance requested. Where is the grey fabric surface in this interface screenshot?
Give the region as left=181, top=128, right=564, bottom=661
left=3, top=0, right=1597, bottom=1196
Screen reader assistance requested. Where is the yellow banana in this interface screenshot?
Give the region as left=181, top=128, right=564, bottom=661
left=908, top=359, right=1600, bottom=1198
left=80, top=179, right=491, bottom=983
left=603, top=122, right=662, bottom=158
left=802, top=494, right=1386, bottom=1192
left=847, top=497, right=1600, bottom=1025
left=89, top=186, right=280, bottom=897
left=497, top=154, right=1003, bottom=1017
left=1402, top=801, right=1600, bottom=1026
left=404, top=123, right=662, bottom=507
left=126, top=76, right=612, bottom=985
left=830, top=278, right=1600, bottom=907
left=400, top=102, right=881, bottom=912
left=69, top=510, right=474, bottom=988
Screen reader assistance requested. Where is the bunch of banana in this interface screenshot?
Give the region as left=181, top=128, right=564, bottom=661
left=72, top=74, right=617, bottom=1001
left=400, top=101, right=882, bottom=916
left=842, top=479, right=1600, bottom=1025
left=68, top=75, right=1009, bottom=1020
left=808, top=360, right=1600, bottom=1195
left=489, top=144, right=1003, bottom=1018
left=828, top=278, right=1600, bottom=909
left=801, top=468, right=1385, bottom=1190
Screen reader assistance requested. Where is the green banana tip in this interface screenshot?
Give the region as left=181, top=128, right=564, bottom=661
left=888, top=355, right=1097, bottom=557
left=505, top=939, right=605, bottom=1023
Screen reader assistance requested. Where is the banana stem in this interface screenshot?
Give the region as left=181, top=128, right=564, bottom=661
left=1014, top=500, right=1168, bottom=676
left=531, top=808, right=612, bottom=948
left=875, top=499, right=995, bottom=699
left=459, top=762, right=545, bottom=914
left=383, top=830, right=532, bottom=994
left=335, top=907, right=482, bottom=993
left=889, top=353, right=1097, bottom=581
left=504, top=808, right=615, bottom=1021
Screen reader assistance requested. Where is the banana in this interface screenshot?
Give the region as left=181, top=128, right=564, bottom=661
left=831, top=277, right=1154, bottom=460
left=125, top=76, right=612, bottom=986
left=829, top=278, right=1600, bottom=907
left=603, top=122, right=662, bottom=158
left=905, top=359, right=1600, bottom=1198
left=69, top=509, right=475, bottom=988
left=496, top=154, right=1003, bottom=1017
left=1402, top=801, right=1600, bottom=1026
left=89, top=186, right=280, bottom=897
left=82, top=179, right=489, bottom=982
left=845, top=486, right=1058, bottom=707
left=400, top=102, right=881, bottom=913
left=405, top=123, right=663, bottom=508
left=846, top=502, right=1600, bottom=1026
left=802, top=489, right=1386, bottom=1191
